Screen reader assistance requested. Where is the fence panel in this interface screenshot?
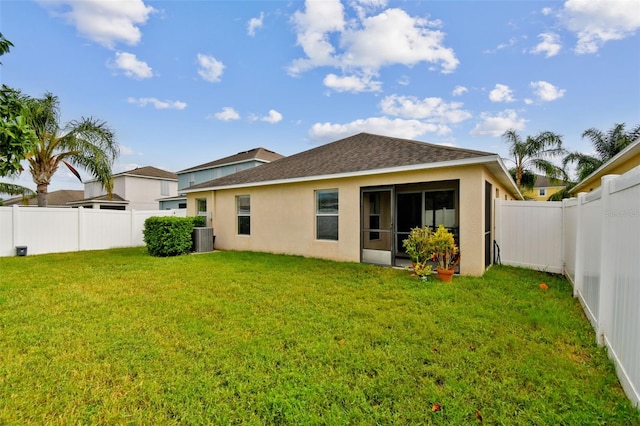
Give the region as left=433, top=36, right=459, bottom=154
left=494, top=200, right=563, bottom=273
left=578, top=191, right=602, bottom=328
left=562, top=198, right=578, bottom=283
left=82, top=208, right=133, bottom=250
left=0, top=207, right=186, bottom=257
left=605, top=169, right=640, bottom=409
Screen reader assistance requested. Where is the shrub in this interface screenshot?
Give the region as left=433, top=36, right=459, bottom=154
left=191, top=216, right=206, bottom=227
left=143, top=216, right=194, bottom=257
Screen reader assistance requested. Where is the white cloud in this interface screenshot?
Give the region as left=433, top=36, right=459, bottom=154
left=341, top=8, right=458, bottom=73
left=541, top=7, right=554, bottom=16
left=117, top=145, right=143, bottom=156
left=127, top=97, right=187, bottom=110
left=323, top=73, right=382, bottom=93
left=213, top=107, right=240, bottom=121
left=398, top=75, right=410, bottom=86
left=196, top=54, right=225, bottom=83
left=38, top=0, right=156, bottom=49
left=110, top=51, right=153, bottom=79
left=561, top=0, right=640, bottom=54
left=452, top=85, right=468, bottom=96
left=531, top=32, right=562, bottom=57
left=530, top=81, right=566, bottom=102
left=247, top=12, right=264, bottom=37
left=289, top=2, right=458, bottom=81
left=379, top=95, right=471, bottom=124
left=484, top=37, right=518, bottom=54
left=470, top=110, right=526, bottom=137
left=351, top=0, right=388, bottom=20
left=256, top=109, right=283, bottom=124
left=489, top=84, right=515, bottom=103
left=309, top=117, right=442, bottom=143
left=289, top=0, right=345, bottom=73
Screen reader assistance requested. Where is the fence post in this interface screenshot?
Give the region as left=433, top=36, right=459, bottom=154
left=596, top=175, right=618, bottom=347
left=130, top=210, right=135, bottom=247
left=77, top=206, right=84, bottom=251
left=494, top=198, right=502, bottom=261
left=573, top=193, right=587, bottom=298
left=12, top=204, right=19, bottom=249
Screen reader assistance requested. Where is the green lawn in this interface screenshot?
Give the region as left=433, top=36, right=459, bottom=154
left=1, top=248, right=638, bottom=425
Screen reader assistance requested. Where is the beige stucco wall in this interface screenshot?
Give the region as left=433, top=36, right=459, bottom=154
left=576, top=155, right=640, bottom=193
left=186, top=164, right=519, bottom=276
left=522, top=186, right=565, bottom=201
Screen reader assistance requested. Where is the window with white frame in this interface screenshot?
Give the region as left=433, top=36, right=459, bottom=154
left=161, top=180, right=170, bottom=196
left=539, top=188, right=546, bottom=197
left=316, top=189, right=338, bottom=240
left=196, top=198, right=207, bottom=216
left=237, top=195, right=251, bottom=235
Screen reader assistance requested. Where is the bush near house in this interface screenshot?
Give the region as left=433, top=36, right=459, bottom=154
left=143, top=216, right=194, bottom=257
left=191, top=215, right=206, bottom=227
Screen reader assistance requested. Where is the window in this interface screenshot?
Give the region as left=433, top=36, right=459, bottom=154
left=316, top=189, right=338, bottom=240
left=197, top=198, right=207, bottom=216
left=237, top=195, right=250, bottom=235
left=539, top=189, right=546, bottom=196
left=161, top=180, right=170, bottom=196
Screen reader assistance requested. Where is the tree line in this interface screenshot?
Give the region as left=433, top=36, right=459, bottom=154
left=0, top=32, right=119, bottom=207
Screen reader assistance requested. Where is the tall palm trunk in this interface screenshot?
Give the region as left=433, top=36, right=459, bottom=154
left=36, top=183, right=49, bottom=207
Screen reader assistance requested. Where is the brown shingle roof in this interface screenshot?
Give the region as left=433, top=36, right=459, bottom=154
left=2, top=189, right=84, bottom=207
left=118, top=166, right=177, bottom=180
left=178, top=147, right=285, bottom=173
left=187, top=133, right=495, bottom=190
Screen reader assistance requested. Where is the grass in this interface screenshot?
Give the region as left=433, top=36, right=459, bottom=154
left=1, top=248, right=638, bottom=425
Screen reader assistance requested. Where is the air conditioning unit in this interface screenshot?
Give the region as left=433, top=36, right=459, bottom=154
left=192, top=227, right=214, bottom=253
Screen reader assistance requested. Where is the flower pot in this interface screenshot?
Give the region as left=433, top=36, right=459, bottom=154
left=436, top=268, right=454, bottom=282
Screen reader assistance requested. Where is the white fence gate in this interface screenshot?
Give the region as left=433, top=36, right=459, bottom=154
left=0, top=206, right=186, bottom=257
left=495, top=166, right=640, bottom=409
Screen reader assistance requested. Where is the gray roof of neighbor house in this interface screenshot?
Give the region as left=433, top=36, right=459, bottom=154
left=185, top=133, right=520, bottom=198
left=118, top=166, right=177, bottom=180
left=178, top=147, right=285, bottom=174
left=67, top=193, right=128, bottom=205
left=2, top=189, right=85, bottom=207
left=533, top=174, right=569, bottom=188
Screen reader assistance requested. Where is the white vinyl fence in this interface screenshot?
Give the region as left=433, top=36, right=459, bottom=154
left=0, top=206, right=186, bottom=257
left=495, top=166, right=640, bottom=408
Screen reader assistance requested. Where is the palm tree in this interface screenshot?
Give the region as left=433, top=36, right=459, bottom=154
left=23, top=93, right=119, bottom=207
left=563, top=123, right=640, bottom=182
left=1, top=34, right=38, bottom=197
left=0, top=32, right=13, bottom=61
left=502, top=129, right=566, bottom=188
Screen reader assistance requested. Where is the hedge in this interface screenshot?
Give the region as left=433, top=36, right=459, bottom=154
left=143, top=216, right=194, bottom=257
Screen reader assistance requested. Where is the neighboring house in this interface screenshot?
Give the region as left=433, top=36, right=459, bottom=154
left=183, top=133, right=522, bottom=276
left=2, top=189, right=84, bottom=207
left=159, top=147, right=285, bottom=210
left=570, top=138, right=640, bottom=195
left=68, top=166, right=177, bottom=210
left=522, top=174, right=569, bottom=201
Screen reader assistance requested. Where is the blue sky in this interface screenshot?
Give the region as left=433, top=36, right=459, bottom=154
left=2, top=0, right=639, bottom=192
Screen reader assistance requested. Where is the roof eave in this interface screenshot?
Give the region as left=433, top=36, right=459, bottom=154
left=569, top=138, right=640, bottom=194
left=184, top=155, right=523, bottom=199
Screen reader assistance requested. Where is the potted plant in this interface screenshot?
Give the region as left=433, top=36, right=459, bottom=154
left=429, top=224, right=460, bottom=282
left=402, top=226, right=433, bottom=280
